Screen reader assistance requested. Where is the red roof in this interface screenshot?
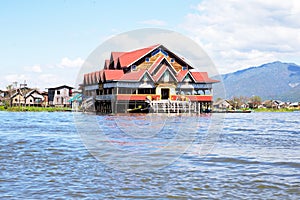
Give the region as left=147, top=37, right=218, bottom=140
left=104, top=70, right=124, bottom=81
left=120, top=69, right=148, bottom=81
left=118, top=44, right=160, bottom=68
left=111, top=52, right=124, bottom=62
left=82, top=44, right=220, bottom=86
left=176, top=70, right=189, bottom=82
left=190, top=72, right=219, bottom=83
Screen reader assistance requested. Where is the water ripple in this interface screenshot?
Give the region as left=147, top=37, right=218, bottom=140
left=0, top=111, right=299, bottom=199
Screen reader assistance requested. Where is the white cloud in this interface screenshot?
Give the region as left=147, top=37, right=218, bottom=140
left=4, top=74, right=31, bottom=84
left=59, top=57, right=84, bottom=68
left=139, top=19, right=166, bottom=26
left=24, top=64, right=42, bottom=73
left=181, top=0, right=300, bottom=73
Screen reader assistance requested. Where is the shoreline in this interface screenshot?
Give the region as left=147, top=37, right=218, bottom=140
left=0, top=106, right=72, bottom=112
left=1, top=106, right=299, bottom=113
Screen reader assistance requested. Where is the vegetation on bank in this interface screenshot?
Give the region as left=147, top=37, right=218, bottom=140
left=0, top=106, right=72, bottom=112
left=253, top=108, right=300, bottom=112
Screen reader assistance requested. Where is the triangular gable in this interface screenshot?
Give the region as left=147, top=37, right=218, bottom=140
left=151, top=57, right=177, bottom=77
left=158, top=45, right=194, bottom=70
left=153, top=65, right=178, bottom=83
left=156, top=68, right=177, bottom=83
left=140, top=71, right=154, bottom=82
left=180, top=71, right=196, bottom=83
left=25, top=90, right=39, bottom=98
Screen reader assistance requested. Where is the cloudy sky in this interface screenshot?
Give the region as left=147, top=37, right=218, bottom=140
left=1, top=0, right=300, bottom=90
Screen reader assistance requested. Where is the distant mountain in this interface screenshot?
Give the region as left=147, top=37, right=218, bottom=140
left=213, top=61, right=300, bottom=102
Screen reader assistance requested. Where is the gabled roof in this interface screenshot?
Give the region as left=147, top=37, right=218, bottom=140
left=118, top=44, right=160, bottom=68
left=25, top=90, right=40, bottom=98
left=177, top=70, right=197, bottom=83
left=103, top=70, right=124, bottom=81
left=25, top=90, right=44, bottom=100
left=82, top=44, right=220, bottom=86
left=190, top=72, right=220, bottom=83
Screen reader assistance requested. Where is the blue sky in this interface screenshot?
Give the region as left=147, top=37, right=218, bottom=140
left=1, top=0, right=300, bottom=90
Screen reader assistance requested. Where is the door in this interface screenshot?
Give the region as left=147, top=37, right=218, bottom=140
left=161, top=88, right=170, bottom=99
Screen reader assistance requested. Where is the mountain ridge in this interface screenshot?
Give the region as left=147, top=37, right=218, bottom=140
left=213, top=61, right=300, bottom=102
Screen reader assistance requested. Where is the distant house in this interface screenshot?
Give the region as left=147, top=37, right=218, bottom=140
left=47, top=85, right=73, bottom=107
left=213, top=99, right=231, bottom=110
left=25, top=90, right=44, bottom=106
left=289, top=102, right=299, bottom=109
left=262, top=100, right=280, bottom=109
left=10, top=88, right=29, bottom=106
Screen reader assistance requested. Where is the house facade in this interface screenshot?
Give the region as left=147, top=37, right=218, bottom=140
left=82, top=44, right=219, bottom=113
left=25, top=90, right=44, bottom=106
left=10, top=87, right=30, bottom=106
left=47, top=85, right=73, bottom=107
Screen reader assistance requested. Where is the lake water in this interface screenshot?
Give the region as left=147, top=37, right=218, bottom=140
left=0, top=111, right=299, bottom=199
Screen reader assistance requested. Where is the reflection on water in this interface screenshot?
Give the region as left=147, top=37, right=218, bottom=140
left=0, top=111, right=299, bottom=199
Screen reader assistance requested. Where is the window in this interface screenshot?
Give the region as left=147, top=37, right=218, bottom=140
left=30, top=99, right=33, bottom=102
left=145, top=57, right=150, bottom=62
left=131, top=65, right=137, bottom=71
left=170, top=58, right=175, bottom=63
left=182, top=66, right=187, bottom=70
left=57, top=90, right=61, bottom=95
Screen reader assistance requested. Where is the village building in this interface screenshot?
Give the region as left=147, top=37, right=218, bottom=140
left=24, top=90, right=44, bottom=106
left=10, top=87, right=31, bottom=107
left=47, top=85, right=73, bottom=107
left=289, top=102, right=300, bottom=109
left=82, top=44, right=219, bottom=113
left=213, top=99, right=232, bottom=111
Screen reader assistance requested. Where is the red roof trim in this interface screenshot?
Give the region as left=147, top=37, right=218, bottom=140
left=148, top=55, right=164, bottom=74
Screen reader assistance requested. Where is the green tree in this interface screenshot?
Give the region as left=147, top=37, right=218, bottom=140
left=249, top=95, right=262, bottom=109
